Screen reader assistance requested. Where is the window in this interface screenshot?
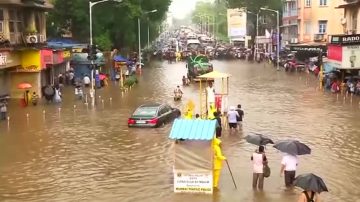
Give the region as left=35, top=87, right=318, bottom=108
left=8, top=9, right=23, bottom=33
left=320, top=0, right=327, bottom=6
left=0, top=9, right=3, bottom=33
left=305, top=21, right=312, bottom=34
left=318, top=20, right=327, bottom=33
left=352, top=10, right=358, bottom=32
left=305, top=0, right=311, bottom=7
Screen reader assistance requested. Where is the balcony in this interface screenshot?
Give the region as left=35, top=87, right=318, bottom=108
left=314, top=34, right=327, bottom=42
left=283, top=9, right=298, bottom=18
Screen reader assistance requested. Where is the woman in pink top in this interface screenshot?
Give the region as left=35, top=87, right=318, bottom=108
left=251, top=145, right=267, bottom=189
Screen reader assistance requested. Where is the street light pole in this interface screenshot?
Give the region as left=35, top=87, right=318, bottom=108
left=147, top=23, right=150, bottom=48
left=89, top=0, right=122, bottom=107
left=260, top=8, right=280, bottom=70
left=138, top=9, right=157, bottom=70
left=138, top=17, right=142, bottom=71
left=248, top=11, right=259, bottom=61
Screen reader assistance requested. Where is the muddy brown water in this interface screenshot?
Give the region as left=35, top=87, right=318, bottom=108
left=1, top=60, right=360, bottom=202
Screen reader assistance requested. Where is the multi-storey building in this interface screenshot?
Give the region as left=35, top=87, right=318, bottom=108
left=0, top=0, right=71, bottom=99
left=282, top=0, right=344, bottom=47
left=327, top=0, right=360, bottom=71
left=338, top=0, right=359, bottom=34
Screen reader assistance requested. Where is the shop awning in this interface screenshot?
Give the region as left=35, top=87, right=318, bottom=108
left=197, top=71, right=231, bottom=79
left=169, top=119, right=217, bottom=140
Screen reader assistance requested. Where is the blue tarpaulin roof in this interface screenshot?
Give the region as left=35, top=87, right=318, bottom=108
left=114, top=55, right=129, bottom=62
left=169, top=119, right=217, bottom=140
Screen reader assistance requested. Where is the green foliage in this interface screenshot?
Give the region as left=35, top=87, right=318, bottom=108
left=47, top=0, right=171, bottom=50
left=124, top=75, right=138, bottom=87
left=191, top=1, right=228, bottom=39
left=95, top=31, right=113, bottom=51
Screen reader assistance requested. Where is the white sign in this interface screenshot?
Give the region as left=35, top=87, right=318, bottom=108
left=227, top=8, right=247, bottom=37
left=174, top=171, right=213, bottom=194
left=341, top=46, right=360, bottom=69
left=0, top=53, right=7, bottom=66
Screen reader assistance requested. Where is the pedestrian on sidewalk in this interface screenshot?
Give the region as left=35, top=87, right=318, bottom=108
left=0, top=101, right=7, bottom=120
left=280, top=153, right=298, bottom=188
left=251, top=145, right=267, bottom=190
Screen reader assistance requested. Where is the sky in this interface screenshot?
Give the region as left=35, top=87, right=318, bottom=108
left=169, top=0, right=201, bottom=19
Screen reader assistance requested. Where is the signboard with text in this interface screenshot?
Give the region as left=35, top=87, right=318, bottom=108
left=174, top=171, right=213, bottom=194
left=341, top=45, right=360, bottom=69
left=330, top=34, right=360, bottom=45
left=227, top=8, right=247, bottom=38
left=0, top=51, right=21, bottom=69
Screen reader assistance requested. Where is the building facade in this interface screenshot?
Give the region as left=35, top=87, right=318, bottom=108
left=0, top=0, right=58, bottom=99
left=327, top=0, right=360, bottom=71
left=282, top=0, right=345, bottom=47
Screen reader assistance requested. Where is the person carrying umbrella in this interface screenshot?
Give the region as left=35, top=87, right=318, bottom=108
left=213, top=137, right=226, bottom=189
left=251, top=145, right=267, bottom=189
left=295, top=173, right=328, bottom=202
left=274, top=140, right=311, bottom=188
left=245, top=133, right=274, bottom=190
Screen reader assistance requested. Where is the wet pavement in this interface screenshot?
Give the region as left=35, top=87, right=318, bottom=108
left=1, top=60, right=360, bottom=202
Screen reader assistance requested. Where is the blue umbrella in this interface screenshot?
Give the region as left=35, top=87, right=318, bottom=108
left=114, top=55, right=129, bottom=63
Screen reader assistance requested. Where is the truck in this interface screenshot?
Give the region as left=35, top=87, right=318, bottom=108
left=186, top=54, right=213, bottom=81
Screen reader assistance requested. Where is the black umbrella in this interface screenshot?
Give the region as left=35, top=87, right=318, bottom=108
left=245, top=133, right=274, bottom=146
left=273, top=140, right=311, bottom=155
left=294, top=173, right=328, bottom=193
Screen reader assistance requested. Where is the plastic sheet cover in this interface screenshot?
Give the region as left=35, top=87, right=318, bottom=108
left=174, top=140, right=212, bottom=172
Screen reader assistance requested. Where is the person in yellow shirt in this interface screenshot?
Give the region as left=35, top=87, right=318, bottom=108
left=208, top=103, right=216, bottom=120
left=184, top=108, right=193, bottom=119
left=213, top=136, right=226, bottom=189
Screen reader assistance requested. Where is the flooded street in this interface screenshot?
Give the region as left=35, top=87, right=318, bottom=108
left=1, top=60, right=360, bottom=202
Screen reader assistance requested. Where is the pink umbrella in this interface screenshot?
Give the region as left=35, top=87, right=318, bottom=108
left=99, top=74, right=107, bottom=80
left=17, top=82, right=32, bottom=89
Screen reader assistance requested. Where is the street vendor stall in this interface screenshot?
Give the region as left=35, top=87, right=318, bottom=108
left=169, top=119, right=217, bottom=194
left=197, top=71, right=231, bottom=118
left=113, top=55, right=129, bottom=87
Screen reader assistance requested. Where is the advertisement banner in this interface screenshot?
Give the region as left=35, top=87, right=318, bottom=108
left=20, top=50, right=41, bottom=72
left=174, top=171, right=213, bottom=194
left=41, top=49, right=54, bottom=68
left=327, top=45, right=342, bottom=62
left=0, top=51, right=21, bottom=69
left=341, top=45, right=360, bottom=69
left=227, top=8, right=247, bottom=37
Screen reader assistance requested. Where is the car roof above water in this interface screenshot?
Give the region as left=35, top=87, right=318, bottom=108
left=139, top=103, right=164, bottom=108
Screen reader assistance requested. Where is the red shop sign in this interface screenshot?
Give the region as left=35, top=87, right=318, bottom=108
left=327, top=45, right=342, bottom=62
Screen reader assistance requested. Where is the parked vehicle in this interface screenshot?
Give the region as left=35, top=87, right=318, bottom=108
left=128, top=104, right=181, bottom=128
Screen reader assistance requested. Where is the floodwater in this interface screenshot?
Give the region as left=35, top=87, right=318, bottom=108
left=1, top=60, right=360, bottom=202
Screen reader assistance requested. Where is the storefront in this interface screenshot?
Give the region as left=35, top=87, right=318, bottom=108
left=0, top=50, right=21, bottom=97
left=328, top=34, right=360, bottom=74
left=10, top=50, right=41, bottom=98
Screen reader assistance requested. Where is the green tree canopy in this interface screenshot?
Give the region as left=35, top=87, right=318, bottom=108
left=47, top=0, right=171, bottom=51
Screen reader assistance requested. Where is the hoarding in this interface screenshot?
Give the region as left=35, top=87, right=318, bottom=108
left=227, top=8, right=247, bottom=38
left=174, top=171, right=213, bottom=194
left=342, top=45, right=360, bottom=69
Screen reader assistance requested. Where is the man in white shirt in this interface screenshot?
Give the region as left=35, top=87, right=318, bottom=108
left=227, top=106, right=239, bottom=133
left=206, top=82, right=215, bottom=111
left=280, top=154, right=298, bottom=188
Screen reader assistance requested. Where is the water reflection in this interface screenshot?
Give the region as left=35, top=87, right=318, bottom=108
left=0, top=60, right=359, bottom=201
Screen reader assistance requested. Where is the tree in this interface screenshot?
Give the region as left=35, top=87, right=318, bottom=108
left=47, top=0, right=171, bottom=50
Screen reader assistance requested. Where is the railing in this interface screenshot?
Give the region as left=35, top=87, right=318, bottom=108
left=283, top=9, right=298, bottom=17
